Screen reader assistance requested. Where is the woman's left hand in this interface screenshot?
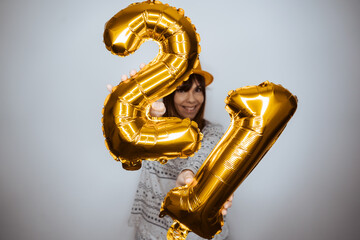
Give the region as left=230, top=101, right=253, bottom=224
left=176, top=170, right=234, bottom=216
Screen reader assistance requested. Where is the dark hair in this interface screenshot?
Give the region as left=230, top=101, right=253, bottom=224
left=163, top=74, right=206, bottom=130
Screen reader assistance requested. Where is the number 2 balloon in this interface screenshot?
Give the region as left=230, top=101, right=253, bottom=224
left=102, top=0, right=202, bottom=170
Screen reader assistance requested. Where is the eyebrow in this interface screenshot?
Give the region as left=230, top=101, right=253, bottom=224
left=194, top=80, right=202, bottom=88
left=194, top=83, right=203, bottom=90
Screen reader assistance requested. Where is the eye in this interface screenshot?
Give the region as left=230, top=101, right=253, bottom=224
left=195, top=86, right=203, bottom=92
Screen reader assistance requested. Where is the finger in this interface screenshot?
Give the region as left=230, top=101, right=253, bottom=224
left=139, top=63, right=146, bottom=69
left=221, top=208, right=228, bottom=216
left=130, top=69, right=137, bottom=77
left=223, top=201, right=232, bottom=209
left=106, top=84, right=114, bottom=93
left=121, top=74, right=128, bottom=81
left=176, top=174, right=185, bottom=187
left=151, top=102, right=166, bottom=113
left=228, top=194, right=234, bottom=202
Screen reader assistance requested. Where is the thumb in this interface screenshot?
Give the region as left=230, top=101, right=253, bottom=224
left=182, top=170, right=195, bottom=185
left=150, top=102, right=166, bottom=117
left=151, top=101, right=165, bottom=111
left=184, top=176, right=193, bottom=185
left=176, top=170, right=194, bottom=187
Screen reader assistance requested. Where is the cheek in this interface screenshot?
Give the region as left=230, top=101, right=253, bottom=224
left=173, top=93, right=183, bottom=109
left=196, top=94, right=204, bottom=105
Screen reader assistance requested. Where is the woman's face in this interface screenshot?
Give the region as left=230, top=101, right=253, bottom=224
left=174, top=80, right=204, bottom=120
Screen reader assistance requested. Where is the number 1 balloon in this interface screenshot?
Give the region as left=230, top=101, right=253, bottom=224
left=102, top=1, right=202, bottom=170
left=160, top=81, right=298, bottom=239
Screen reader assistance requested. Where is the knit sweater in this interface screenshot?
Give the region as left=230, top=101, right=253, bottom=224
left=128, top=121, right=230, bottom=240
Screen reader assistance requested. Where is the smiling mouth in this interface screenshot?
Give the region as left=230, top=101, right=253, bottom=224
left=182, top=106, right=197, bottom=112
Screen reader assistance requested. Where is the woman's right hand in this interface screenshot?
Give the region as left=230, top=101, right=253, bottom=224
left=106, top=63, right=166, bottom=117
left=150, top=101, right=166, bottom=117
left=176, top=170, right=234, bottom=216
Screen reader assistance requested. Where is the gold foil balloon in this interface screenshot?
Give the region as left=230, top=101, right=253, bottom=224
left=160, top=81, right=298, bottom=239
left=102, top=1, right=202, bottom=170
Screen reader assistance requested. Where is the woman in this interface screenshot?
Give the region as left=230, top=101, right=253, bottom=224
left=108, top=63, right=232, bottom=239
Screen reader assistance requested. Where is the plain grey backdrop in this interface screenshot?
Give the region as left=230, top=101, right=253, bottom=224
left=1, top=0, right=359, bottom=239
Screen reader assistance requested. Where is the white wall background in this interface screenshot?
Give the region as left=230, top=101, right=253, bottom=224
left=1, top=0, right=359, bottom=239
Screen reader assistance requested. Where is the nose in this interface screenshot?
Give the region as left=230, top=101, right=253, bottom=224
left=186, top=91, right=196, bottom=103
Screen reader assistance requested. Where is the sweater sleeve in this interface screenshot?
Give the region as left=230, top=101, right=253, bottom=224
left=180, top=121, right=224, bottom=174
